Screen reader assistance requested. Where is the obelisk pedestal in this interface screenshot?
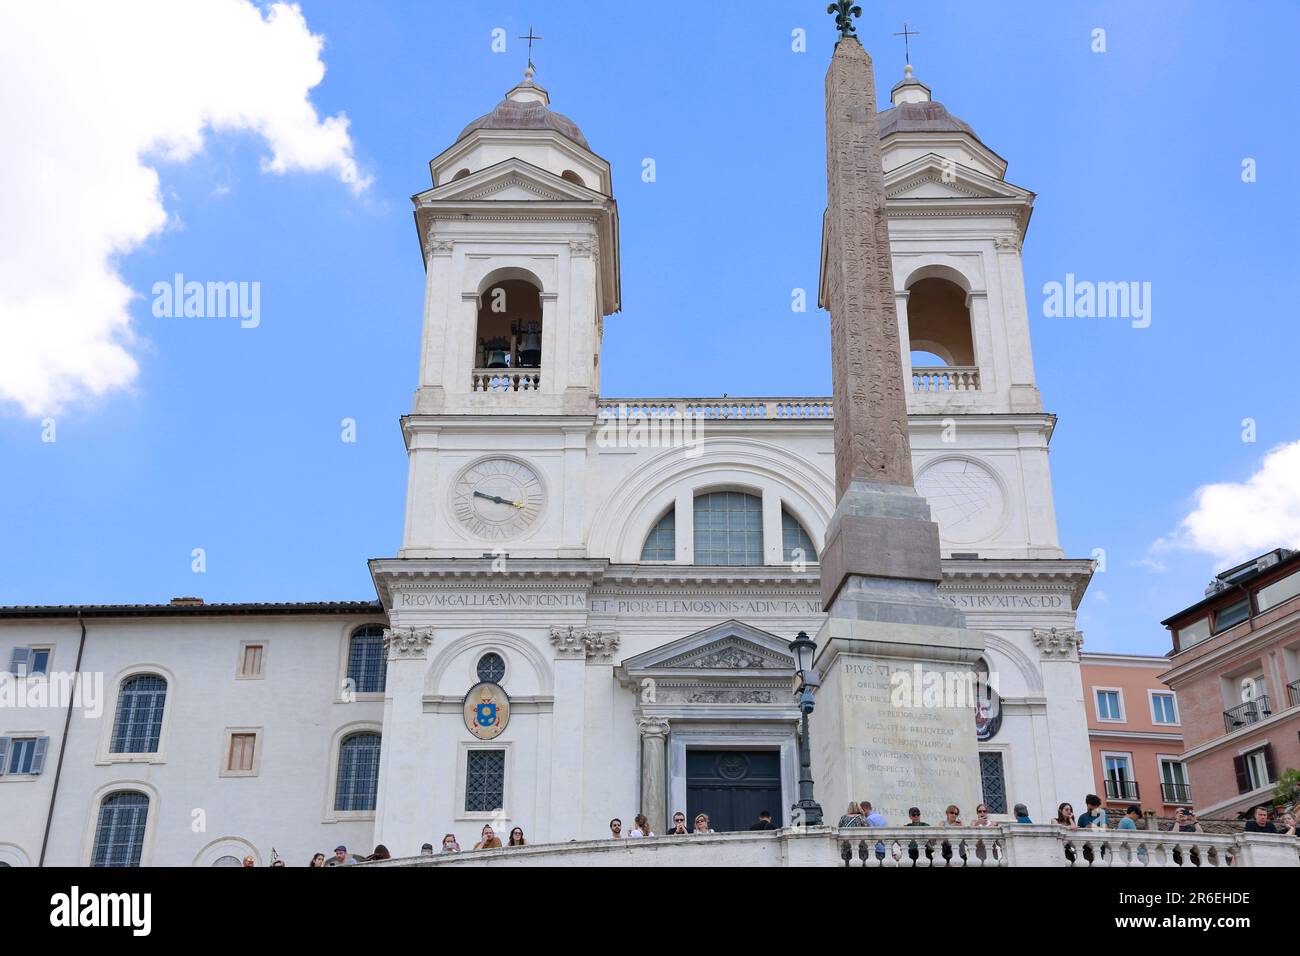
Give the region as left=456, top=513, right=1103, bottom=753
left=810, top=34, right=985, bottom=824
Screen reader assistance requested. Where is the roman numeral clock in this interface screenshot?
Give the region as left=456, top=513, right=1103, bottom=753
left=450, top=457, right=545, bottom=541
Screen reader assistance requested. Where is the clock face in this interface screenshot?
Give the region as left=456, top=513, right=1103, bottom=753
left=915, top=457, right=1005, bottom=544
left=450, top=458, right=544, bottom=541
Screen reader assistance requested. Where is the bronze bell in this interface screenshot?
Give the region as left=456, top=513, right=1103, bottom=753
left=482, top=337, right=510, bottom=369
left=515, top=322, right=542, bottom=367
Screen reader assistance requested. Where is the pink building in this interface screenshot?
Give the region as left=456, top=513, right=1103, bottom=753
left=1161, top=549, right=1300, bottom=819
left=1080, top=653, right=1186, bottom=815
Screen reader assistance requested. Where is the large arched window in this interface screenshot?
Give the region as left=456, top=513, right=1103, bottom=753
left=110, top=675, right=167, bottom=754
left=335, top=732, right=382, bottom=812
left=640, top=508, right=676, bottom=561
left=907, top=276, right=974, bottom=367
left=347, top=625, right=387, bottom=694
left=781, top=510, right=818, bottom=562
left=475, top=278, right=543, bottom=370
left=694, top=492, right=762, bottom=566
left=91, top=791, right=149, bottom=867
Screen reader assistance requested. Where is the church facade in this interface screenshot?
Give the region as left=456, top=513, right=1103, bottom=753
left=0, top=64, right=1094, bottom=866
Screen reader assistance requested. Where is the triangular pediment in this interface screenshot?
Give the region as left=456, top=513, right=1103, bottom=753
left=621, top=620, right=794, bottom=673
left=418, top=157, right=602, bottom=204
left=884, top=153, right=1033, bottom=203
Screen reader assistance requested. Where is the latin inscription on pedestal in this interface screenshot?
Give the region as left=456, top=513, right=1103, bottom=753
left=837, top=655, right=981, bottom=823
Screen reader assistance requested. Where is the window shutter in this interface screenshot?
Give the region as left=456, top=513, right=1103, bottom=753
left=8, top=647, right=31, bottom=677
left=1263, top=745, right=1276, bottom=783
left=31, top=737, right=49, bottom=775
left=1233, top=754, right=1250, bottom=793
left=0, top=737, right=8, bottom=775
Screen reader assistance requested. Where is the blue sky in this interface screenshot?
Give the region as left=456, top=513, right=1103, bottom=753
left=1, top=1, right=1297, bottom=657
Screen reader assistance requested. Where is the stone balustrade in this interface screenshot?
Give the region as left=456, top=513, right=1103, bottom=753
left=596, top=398, right=834, bottom=421
left=471, top=368, right=542, bottom=393
left=912, top=365, right=981, bottom=392
left=370, top=825, right=1300, bottom=868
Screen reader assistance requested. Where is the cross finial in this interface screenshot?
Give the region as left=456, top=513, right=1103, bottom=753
left=827, top=2, right=862, bottom=39
left=518, top=25, right=543, bottom=72
left=892, top=22, right=920, bottom=65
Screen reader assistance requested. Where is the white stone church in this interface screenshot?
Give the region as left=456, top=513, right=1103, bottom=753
left=0, top=63, right=1094, bottom=866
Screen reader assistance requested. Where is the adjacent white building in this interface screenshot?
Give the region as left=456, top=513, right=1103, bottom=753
left=0, top=64, right=1094, bottom=866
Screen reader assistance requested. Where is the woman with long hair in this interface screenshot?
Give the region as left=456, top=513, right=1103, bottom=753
left=507, top=827, right=527, bottom=846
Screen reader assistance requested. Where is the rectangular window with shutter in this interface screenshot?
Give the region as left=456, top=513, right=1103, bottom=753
left=1241, top=748, right=1272, bottom=791
left=7, top=647, right=51, bottom=677
left=238, top=643, right=264, bottom=678
left=3, top=736, right=49, bottom=775
left=222, top=731, right=259, bottom=776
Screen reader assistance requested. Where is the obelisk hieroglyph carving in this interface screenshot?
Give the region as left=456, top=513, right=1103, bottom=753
left=811, top=22, right=985, bottom=825
left=817, top=32, right=953, bottom=623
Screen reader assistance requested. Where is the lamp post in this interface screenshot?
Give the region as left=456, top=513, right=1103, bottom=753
left=789, top=630, right=824, bottom=827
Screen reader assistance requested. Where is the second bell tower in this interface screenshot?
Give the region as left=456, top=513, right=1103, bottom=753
left=410, top=66, right=620, bottom=418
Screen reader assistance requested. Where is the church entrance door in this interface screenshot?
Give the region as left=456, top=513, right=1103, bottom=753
left=685, top=749, right=782, bottom=832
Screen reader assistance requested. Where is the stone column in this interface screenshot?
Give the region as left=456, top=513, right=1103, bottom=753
left=637, top=717, right=670, bottom=834
left=373, top=626, right=434, bottom=852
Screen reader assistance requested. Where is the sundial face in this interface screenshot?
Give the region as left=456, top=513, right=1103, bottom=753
left=915, top=458, right=1005, bottom=544
left=450, top=457, right=544, bottom=541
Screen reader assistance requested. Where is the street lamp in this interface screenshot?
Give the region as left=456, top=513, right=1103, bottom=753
left=789, top=630, right=823, bottom=827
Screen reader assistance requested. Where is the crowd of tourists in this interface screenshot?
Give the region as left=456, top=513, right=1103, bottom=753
left=249, top=797, right=1294, bottom=864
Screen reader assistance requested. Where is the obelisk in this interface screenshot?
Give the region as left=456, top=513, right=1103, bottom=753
left=811, top=11, right=986, bottom=825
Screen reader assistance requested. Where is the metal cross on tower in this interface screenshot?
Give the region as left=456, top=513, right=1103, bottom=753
left=518, top=25, right=543, bottom=71
left=892, top=22, right=920, bottom=65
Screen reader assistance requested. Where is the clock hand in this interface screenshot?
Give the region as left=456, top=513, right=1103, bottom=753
left=472, top=491, right=511, bottom=506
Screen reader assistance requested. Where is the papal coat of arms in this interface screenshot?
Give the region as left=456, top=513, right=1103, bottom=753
left=463, top=681, right=510, bottom=740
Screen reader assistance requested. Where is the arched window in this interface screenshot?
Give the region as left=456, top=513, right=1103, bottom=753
left=110, top=675, right=166, bottom=754
left=476, top=652, right=506, bottom=684
left=561, top=169, right=585, bottom=186
left=640, top=508, right=676, bottom=561
left=476, top=278, right=543, bottom=370
left=347, top=625, right=387, bottom=694
left=335, top=732, right=382, bottom=812
left=451, top=167, right=471, bottom=181
left=907, top=277, right=974, bottom=367
left=694, top=492, right=762, bottom=566
left=91, top=791, right=149, bottom=867
left=781, top=510, right=818, bottom=562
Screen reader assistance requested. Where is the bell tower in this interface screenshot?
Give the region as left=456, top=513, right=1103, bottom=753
left=410, top=66, right=620, bottom=418
left=396, top=68, right=619, bottom=559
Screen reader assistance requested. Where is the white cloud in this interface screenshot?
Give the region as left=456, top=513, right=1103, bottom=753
left=1158, top=440, right=1300, bottom=565
left=0, top=0, right=368, bottom=415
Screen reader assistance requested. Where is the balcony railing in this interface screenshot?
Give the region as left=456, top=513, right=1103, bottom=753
left=912, top=366, right=980, bottom=392
left=1224, top=697, right=1273, bottom=734
left=1161, top=782, right=1193, bottom=805
left=370, top=825, right=1300, bottom=868
left=1290, top=679, right=1300, bottom=709
left=596, top=398, right=834, bottom=420
left=1105, top=778, right=1139, bottom=801
left=471, top=368, right=541, bottom=393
